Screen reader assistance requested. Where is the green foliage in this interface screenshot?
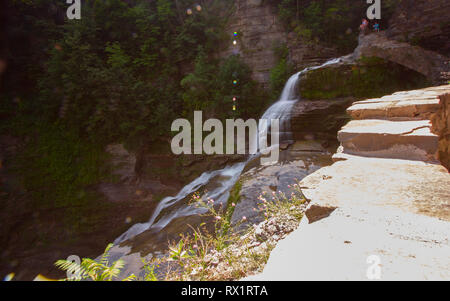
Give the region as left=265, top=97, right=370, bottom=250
left=55, top=243, right=136, bottom=281
left=169, top=239, right=194, bottom=263
left=161, top=180, right=308, bottom=280
left=2, top=0, right=233, bottom=152
left=182, top=53, right=269, bottom=120
left=269, top=43, right=294, bottom=100
left=181, top=49, right=218, bottom=115
left=13, top=121, right=108, bottom=209
left=257, top=183, right=307, bottom=221
left=2, top=0, right=257, bottom=219
left=190, top=192, right=240, bottom=251
left=270, top=0, right=400, bottom=53
left=299, top=57, right=430, bottom=100
left=141, top=259, right=159, bottom=281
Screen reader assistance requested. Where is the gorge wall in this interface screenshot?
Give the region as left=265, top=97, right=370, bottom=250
left=220, top=0, right=338, bottom=87
left=387, top=0, right=450, bottom=56
left=220, top=0, right=450, bottom=87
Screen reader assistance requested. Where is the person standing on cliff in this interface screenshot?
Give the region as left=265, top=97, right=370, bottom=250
left=360, top=18, right=369, bottom=34
left=373, top=21, right=380, bottom=32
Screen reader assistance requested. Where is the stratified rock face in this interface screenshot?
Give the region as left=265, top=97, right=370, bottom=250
left=221, top=0, right=337, bottom=87
left=387, top=0, right=450, bottom=56
left=342, top=85, right=450, bottom=167
left=431, top=92, right=450, bottom=170
left=354, top=32, right=449, bottom=84
left=338, top=119, right=439, bottom=162
left=246, top=85, right=450, bottom=281
left=290, top=98, right=354, bottom=141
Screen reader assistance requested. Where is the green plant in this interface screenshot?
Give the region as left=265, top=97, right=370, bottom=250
left=141, top=258, right=159, bottom=281
left=156, top=181, right=310, bottom=280
left=270, top=0, right=400, bottom=53
left=270, top=58, right=293, bottom=99
left=299, top=57, right=430, bottom=100
left=168, top=239, right=194, bottom=265
left=257, top=183, right=308, bottom=221
left=54, top=243, right=136, bottom=281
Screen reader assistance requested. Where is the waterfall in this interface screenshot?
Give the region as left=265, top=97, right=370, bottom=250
left=113, top=57, right=342, bottom=245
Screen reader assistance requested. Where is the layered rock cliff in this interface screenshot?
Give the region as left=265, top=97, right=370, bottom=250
left=220, top=0, right=450, bottom=87
left=220, top=0, right=338, bottom=87
left=387, top=0, right=450, bottom=56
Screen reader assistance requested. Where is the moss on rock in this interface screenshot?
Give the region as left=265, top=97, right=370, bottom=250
left=299, top=57, right=430, bottom=100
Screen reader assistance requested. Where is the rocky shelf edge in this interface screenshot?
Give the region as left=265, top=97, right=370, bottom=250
left=245, top=85, right=450, bottom=281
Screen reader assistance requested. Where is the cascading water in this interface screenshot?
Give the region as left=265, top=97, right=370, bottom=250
left=114, top=57, right=342, bottom=245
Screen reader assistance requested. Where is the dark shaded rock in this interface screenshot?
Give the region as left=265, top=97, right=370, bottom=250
left=354, top=32, right=449, bottom=84
left=305, top=204, right=337, bottom=224
left=431, top=90, right=450, bottom=170
left=387, top=0, right=450, bottom=56
left=290, top=98, right=355, bottom=142
left=231, top=155, right=331, bottom=231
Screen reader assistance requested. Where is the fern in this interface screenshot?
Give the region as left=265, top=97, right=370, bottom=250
left=55, top=243, right=136, bottom=281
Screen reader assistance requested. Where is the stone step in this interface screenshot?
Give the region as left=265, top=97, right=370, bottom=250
left=347, top=85, right=450, bottom=120
left=338, top=119, right=439, bottom=161
left=347, top=95, right=441, bottom=120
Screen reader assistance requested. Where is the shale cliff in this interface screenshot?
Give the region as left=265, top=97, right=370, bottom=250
left=221, top=0, right=450, bottom=87
left=387, top=0, right=450, bottom=56
left=220, top=0, right=338, bottom=87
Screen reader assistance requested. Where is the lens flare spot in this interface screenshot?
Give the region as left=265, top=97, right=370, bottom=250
left=3, top=273, right=14, bottom=281
left=33, top=274, right=57, bottom=281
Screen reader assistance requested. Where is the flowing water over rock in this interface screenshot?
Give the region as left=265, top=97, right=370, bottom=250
left=112, top=58, right=344, bottom=257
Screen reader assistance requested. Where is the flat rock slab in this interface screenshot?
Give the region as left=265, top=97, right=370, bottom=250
left=348, top=97, right=441, bottom=120
left=245, top=206, right=450, bottom=280
left=245, top=156, right=450, bottom=281
left=340, top=119, right=434, bottom=135
left=300, top=156, right=450, bottom=221
left=347, top=84, right=450, bottom=120
left=338, top=119, right=438, bottom=161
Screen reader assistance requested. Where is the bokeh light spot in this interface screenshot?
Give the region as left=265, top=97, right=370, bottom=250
left=3, top=273, right=14, bottom=281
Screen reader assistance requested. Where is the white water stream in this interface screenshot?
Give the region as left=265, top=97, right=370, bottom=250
left=114, top=57, right=342, bottom=244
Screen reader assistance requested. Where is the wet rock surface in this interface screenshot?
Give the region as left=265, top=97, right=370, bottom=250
left=290, top=98, right=354, bottom=141
left=230, top=151, right=332, bottom=231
